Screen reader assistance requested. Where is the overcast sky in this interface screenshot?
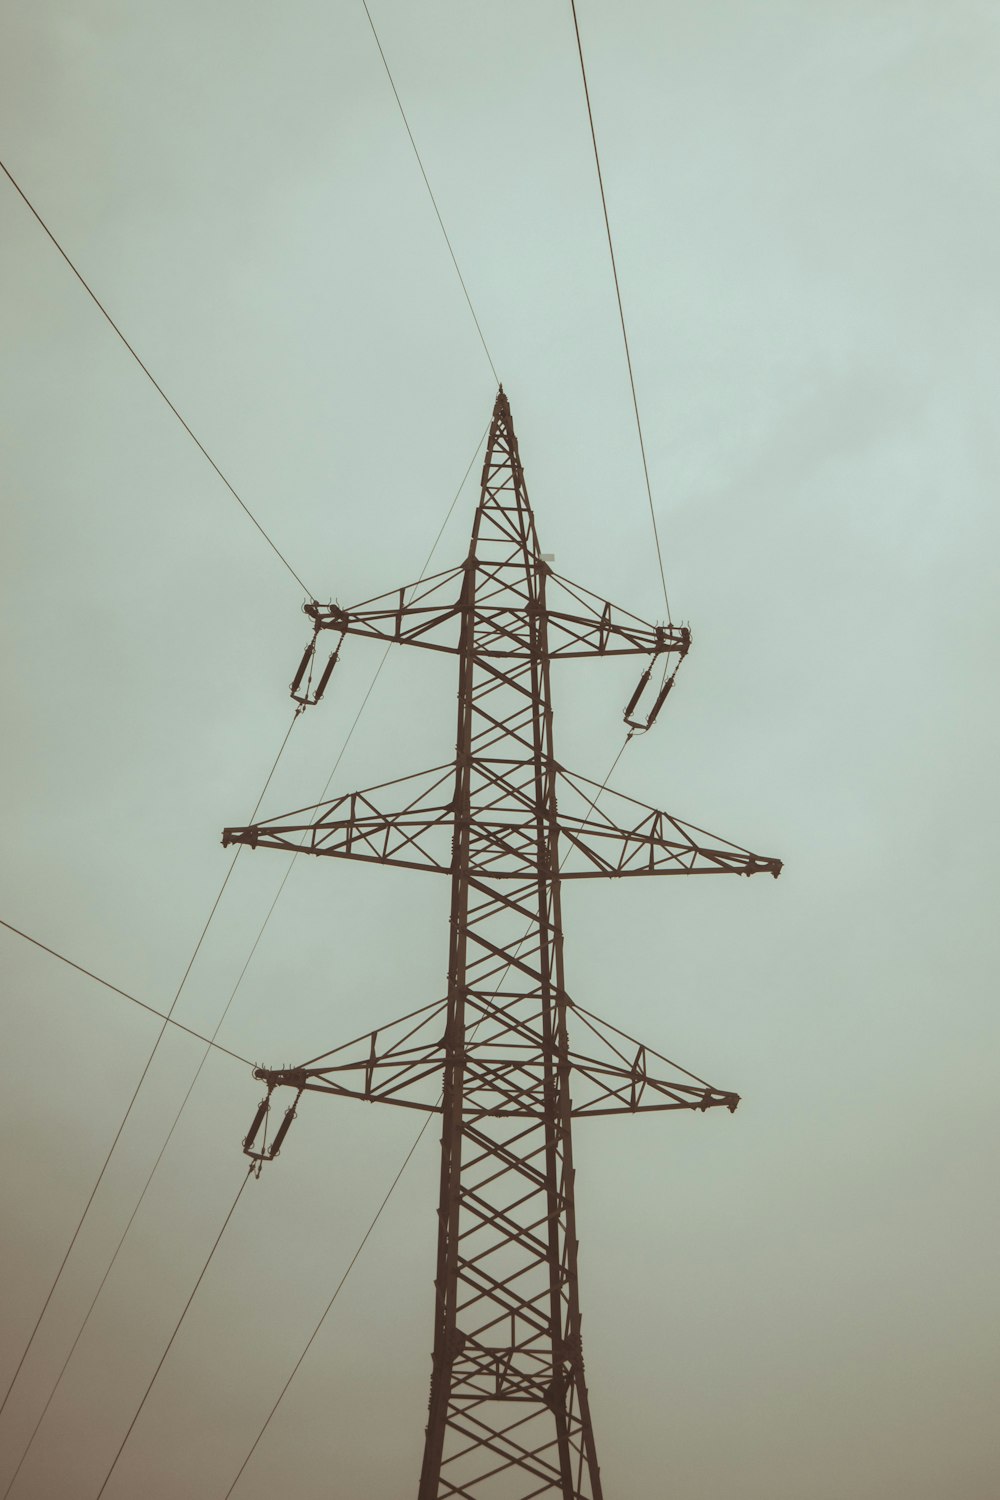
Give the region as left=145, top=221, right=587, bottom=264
left=2, top=2, right=998, bottom=1497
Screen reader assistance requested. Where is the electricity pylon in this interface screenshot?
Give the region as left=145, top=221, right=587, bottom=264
left=224, top=390, right=780, bottom=1499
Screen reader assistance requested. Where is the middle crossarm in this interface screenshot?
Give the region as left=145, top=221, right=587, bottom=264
left=222, top=763, right=781, bottom=879
left=242, top=998, right=739, bottom=1122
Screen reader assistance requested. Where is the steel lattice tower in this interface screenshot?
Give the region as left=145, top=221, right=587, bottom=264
left=224, top=390, right=780, bottom=1499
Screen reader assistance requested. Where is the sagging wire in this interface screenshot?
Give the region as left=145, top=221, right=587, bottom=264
left=568, top=1, right=674, bottom=625
left=360, top=1, right=499, bottom=386
left=0, top=710, right=300, bottom=1441
left=0, top=917, right=251, bottom=1067
left=92, top=1167, right=256, bottom=1500
left=0, top=158, right=313, bottom=598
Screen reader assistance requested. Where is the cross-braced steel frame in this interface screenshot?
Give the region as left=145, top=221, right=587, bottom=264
left=224, top=391, right=781, bottom=1499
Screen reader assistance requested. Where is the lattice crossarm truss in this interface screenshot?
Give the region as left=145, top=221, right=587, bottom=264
left=251, top=999, right=449, bottom=1114
left=221, top=764, right=456, bottom=872
left=542, top=570, right=689, bottom=662
left=565, top=1003, right=739, bottom=1118
left=453, top=567, right=689, bottom=664
left=293, top=555, right=692, bottom=672
left=306, top=563, right=466, bottom=654
left=221, top=770, right=782, bottom=882
left=568, top=1051, right=737, bottom=1117
left=554, top=769, right=783, bottom=880
left=248, top=995, right=739, bottom=1122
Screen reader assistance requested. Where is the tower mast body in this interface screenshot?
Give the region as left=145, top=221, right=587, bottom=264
left=224, top=391, right=781, bottom=1498
left=421, top=402, right=600, bottom=1496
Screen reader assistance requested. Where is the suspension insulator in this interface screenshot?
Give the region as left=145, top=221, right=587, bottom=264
left=269, top=1097, right=300, bottom=1158
left=242, top=1095, right=270, bottom=1157
left=623, top=666, right=652, bottom=723
left=290, top=632, right=319, bottom=703
left=641, top=674, right=675, bottom=731
left=291, top=630, right=341, bottom=707
left=311, top=647, right=340, bottom=703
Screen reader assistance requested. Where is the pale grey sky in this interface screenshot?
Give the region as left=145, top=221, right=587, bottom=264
left=1, top=2, right=998, bottom=1497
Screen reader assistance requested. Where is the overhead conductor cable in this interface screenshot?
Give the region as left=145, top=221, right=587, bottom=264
left=0, top=157, right=312, bottom=597
left=569, top=0, right=673, bottom=624
left=0, top=710, right=299, bottom=1425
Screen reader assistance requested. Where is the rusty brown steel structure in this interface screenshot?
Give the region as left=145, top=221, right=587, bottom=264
left=224, top=390, right=781, bottom=1499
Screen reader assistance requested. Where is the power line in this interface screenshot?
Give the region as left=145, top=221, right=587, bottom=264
left=0, top=157, right=312, bottom=598
left=222, top=1118, right=432, bottom=1498
left=93, top=1167, right=254, bottom=1500
left=568, top=1, right=673, bottom=624
left=0, top=930, right=271, bottom=1500
left=0, top=711, right=298, bottom=1426
left=0, top=917, right=250, bottom=1067
left=360, top=1, right=500, bottom=386
left=2, top=711, right=303, bottom=1492
left=416, top=425, right=489, bottom=579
